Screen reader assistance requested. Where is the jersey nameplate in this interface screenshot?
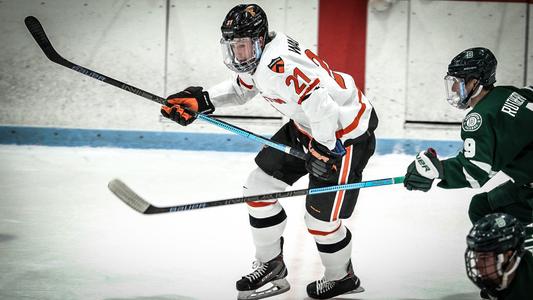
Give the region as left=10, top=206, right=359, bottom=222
left=287, top=36, right=301, bottom=54
left=501, top=92, right=525, bottom=117
left=462, top=113, right=482, bottom=132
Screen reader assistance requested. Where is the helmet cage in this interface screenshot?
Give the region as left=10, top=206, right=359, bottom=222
left=220, top=36, right=263, bottom=73
left=464, top=213, right=526, bottom=294
left=220, top=4, right=268, bottom=73
left=444, top=75, right=469, bottom=109
left=465, top=250, right=522, bottom=294
left=444, top=75, right=483, bottom=109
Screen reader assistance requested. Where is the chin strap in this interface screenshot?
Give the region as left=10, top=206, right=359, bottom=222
left=498, top=252, right=522, bottom=290
left=462, top=81, right=483, bottom=108
left=471, top=84, right=484, bottom=99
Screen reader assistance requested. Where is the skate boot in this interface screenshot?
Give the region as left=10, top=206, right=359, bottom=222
left=236, top=237, right=290, bottom=300
left=306, top=260, right=364, bottom=299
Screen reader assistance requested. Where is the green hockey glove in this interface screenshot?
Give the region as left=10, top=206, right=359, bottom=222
left=404, top=148, right=443, bottom=192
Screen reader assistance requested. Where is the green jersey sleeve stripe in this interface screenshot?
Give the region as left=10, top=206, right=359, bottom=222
left=469, top=159, right=493, bottom=176
left=463, top=167, right=481, bottom=188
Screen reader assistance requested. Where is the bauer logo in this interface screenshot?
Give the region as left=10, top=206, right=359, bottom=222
left=462, top=113, right=482, bottom=132
left=71, top=66, right=106, bottom=81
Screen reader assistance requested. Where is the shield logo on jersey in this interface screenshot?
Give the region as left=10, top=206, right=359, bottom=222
left=268, top=57, right=284, bottom=73
left=462, top=113, right=482, bottom=132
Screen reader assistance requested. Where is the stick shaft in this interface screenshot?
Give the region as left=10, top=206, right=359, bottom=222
left=24, top=16, right=306, bottom=160
left=108, top=176, right=405, bottom=214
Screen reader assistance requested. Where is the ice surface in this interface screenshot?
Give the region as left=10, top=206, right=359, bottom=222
left=0, top=145, right=509, bottom=300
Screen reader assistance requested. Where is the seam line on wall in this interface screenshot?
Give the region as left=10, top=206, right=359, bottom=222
left=404, top=0, right=412, bottom=127
left=525, top=3, right=530, bottom=86
left=164, top=0, right=171, bottom=96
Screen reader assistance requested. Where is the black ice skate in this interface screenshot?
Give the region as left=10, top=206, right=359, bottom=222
left=236, top=237, right=290, bottom=300
left=306, top=260, right=364, bottom=299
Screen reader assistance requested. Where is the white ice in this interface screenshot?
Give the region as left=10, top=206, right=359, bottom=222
left=0, top=145, right=509, bottom=300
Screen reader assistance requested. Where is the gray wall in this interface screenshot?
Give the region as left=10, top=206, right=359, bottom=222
left=1, top=0, right=167, bottom=130
left=367, top=0, right=531, bottom=140
left=0, top=0, right=317, bottom=134
left=0, top=0, right=530, bottom=140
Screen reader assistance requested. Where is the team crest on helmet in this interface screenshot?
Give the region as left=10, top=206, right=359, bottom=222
left=245, top=6, right=256, bottom=16
left=495, top=216, right=507, bottom=228
left=268, top=57, right=285, bottom=73
left=462, top=113, right=482, bottom=132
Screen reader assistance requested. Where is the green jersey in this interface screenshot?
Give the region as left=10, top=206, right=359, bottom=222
left=438, top=86, right=533, bottom=189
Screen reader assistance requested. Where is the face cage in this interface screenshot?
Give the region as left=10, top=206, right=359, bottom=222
left=444, top=75, right=469, bottom=109
left=220, top=37, right=263, bottom=73
left=465, top=249, right=520, bottom=293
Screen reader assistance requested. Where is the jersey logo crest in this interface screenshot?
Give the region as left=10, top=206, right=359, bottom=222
left=462, top=113, right=482, bottom=132
left=268, top=57, right=284, bottom=73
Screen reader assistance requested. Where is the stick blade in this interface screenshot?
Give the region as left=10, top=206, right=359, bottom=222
left=24, top=16, right=63, bottom=63
left=108, top=179, right=151, bottom=214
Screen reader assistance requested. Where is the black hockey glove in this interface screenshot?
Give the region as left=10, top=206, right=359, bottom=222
left=404, top=148, right=443, bottom=192
left=306, top=139, right=346, bottom=181
left=161, top=86, right=215, bottom=126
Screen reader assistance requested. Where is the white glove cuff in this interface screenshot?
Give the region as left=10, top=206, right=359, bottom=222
left=414, top=151, right=439, bottom=179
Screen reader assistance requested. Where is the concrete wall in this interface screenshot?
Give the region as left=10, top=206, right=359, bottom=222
left=0, top=0, right=530, bottom=140
left=1, top=0, right=167, bottom=130
left=0, top=0, right=316, bottom=135
left=366, top=0, right=530, bottom=140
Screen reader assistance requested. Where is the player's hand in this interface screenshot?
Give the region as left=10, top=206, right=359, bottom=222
left=161, top=86, right=215, bottom=126
left=404, top=148, right=443, bottom=192
left=306, top=139, right=346, bottom=181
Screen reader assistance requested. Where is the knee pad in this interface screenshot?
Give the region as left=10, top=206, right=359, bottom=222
left=244, top=168, right=288, bottom=218
left=305, top=212, right=346, bottom=244
left=244, top=167, right=289, bottom=196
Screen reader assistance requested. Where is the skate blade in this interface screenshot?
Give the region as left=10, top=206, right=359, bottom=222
left=237, top=278, right=290, bottom=300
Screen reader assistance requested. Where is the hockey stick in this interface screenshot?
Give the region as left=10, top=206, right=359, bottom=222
left=108, top=176, right=405, bottom=214
left=24, top=16, right=306, bottom=160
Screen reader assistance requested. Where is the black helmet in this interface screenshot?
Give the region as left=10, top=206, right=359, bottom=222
left=467, top=213, right=525, bottom=253
left=445, top=47, right=497, bottom=109
left=221, top=4, right=268, bottom=41
left=465, top=213, right=526, bottom=295
left=219, top=4, right=269, bottom=73
left=448, top=47, right=497, bottom=86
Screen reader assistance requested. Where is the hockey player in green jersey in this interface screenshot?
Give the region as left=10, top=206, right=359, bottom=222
left=403, top=47, right=532, bottom=224
left=465, top=213, right=533, bottom=300
left=403, top=47, right=533, bottom=299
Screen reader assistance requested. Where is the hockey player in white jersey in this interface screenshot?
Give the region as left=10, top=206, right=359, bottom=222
left=160, top=4, right=378, bottom=300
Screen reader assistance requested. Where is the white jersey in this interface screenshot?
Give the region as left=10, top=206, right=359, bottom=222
left=208, top=32, right=375, bottom=149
